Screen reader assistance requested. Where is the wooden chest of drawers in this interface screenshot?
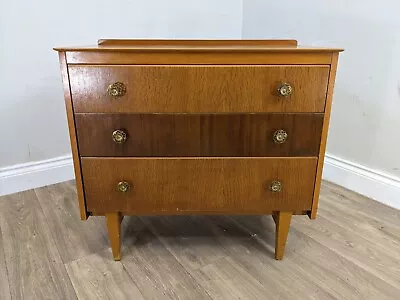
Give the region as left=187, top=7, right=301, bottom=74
left=55, top=39, right=342, bottom=261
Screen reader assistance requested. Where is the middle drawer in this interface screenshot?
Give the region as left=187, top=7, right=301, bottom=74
left=75, top=113, right=323, bottom=157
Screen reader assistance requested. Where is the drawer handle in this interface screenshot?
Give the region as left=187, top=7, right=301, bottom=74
left=277, top=83, right=293, bottom=97
left=117, top=181, right=130, bottom=193
left=107, top=82, right=126, bottom=97
left=273, top=129, right=288, bottom=144
left=112, top=129, right=127, bottom=144
left=269, top=181, right=282, bottom=192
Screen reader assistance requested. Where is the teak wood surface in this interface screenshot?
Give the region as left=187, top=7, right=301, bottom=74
left=310, top=53, right=340, bottom=219
left=75, top=113, right=323, bottom=157
left=97, top=39, right=300, bottom=47
left=105, top=212, right=122, bottom=261
left=273, top=211, right=293, bottom=260
left=80, top=157, right=317, bottom=214
left=57, top=53, right=87, bottom=220
left=69, top=65, right=330, bottom=113
left=54, top=39, right=342, bottom=261
left=65, top=51, right=334, bottom=65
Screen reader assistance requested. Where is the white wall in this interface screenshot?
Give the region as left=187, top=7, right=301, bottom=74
left=242, top=0, right=400, bottom=178
left=0, top=0, right=242, bottom=168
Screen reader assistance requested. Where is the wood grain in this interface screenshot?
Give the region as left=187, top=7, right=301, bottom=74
left=0, top=191, right=76, bottom=299
left=273, top=212, right=293, bottom=260
left=58, top=52, right=87, bottom=220
left=80, top=157, right=317, bottom=214
left=56, top=39, right=343, bottom=52
left=294, top=214, right=400, bottom=289
left=229, top=214, right=400, bottom=299
left=65, top=249, right=144, bottom=300
left=0, top=225, right=11, bottom=300
left=321, top=181, right=400, bottom=231
left=75, top=113, right=324, bottom=157
left=55, top=39, right=343, bottom=262
left=69, top=65, right=329, bottom=113
left=121, top=217, right=212, bottom=299
left=97, top=39, right=298, bottom=47
left=207, top=215, right=339, bottom=298
left=141, top=216, right=276, bottom=299
left=310, top=53, right=340, bottom=219
left=34, top=182, right=109, bottom=263
left=106, top=212, right=122, bottom=261
left=65, top=51, right=334, bottom=65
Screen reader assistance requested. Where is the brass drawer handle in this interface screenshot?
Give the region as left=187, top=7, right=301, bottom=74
left=269, top=181, right=282, bottom=192
left=112, top=129, right=127, bottom=144
left=273, top=129, right=288, bottom=144
left=107, top=82, right=126, bottom=97
left=277, top=83, right=293, bottom=97
left=117, top=181, right=130, bottom=193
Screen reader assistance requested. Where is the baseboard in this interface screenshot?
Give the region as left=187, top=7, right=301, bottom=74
left=0, top=155, right=74, bottom=196
left=323, top=154, right=400, bottom=210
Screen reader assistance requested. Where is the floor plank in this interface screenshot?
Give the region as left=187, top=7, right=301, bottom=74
left=0, top=224, right=11, bottom=300
left=293, top=214, right=400, bottom=290
left=203, top=215, right=337, bottom=300
left=121, top=216, right=211, bottom=299
left=65, top=249, right=144, bottom=300
left=142, top=215, right=278, bottom=299
left=35, top=182, right=109, bottom=263
left=321, top=181, right=400, bottom=228
left=230, top=215, right=400, bottom=300
left=0, top=190, right=76, bottom=299
left=141, top=216, right=228, bottom=270
left=318, top=203, right=400, bottom=258
left=320, top=184, right=400, bottom=243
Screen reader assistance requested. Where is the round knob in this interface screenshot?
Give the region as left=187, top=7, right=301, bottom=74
left=107, top=82, right=126, bottom=97
left=112, top=129, right=127, bottom=144
left=117, top=181, right=130, bottom=193
left=277, top=83, right=293, bottom=97
left=269, top=181, right=282, bottom=193
left=273, top=129, right=288, bottom=144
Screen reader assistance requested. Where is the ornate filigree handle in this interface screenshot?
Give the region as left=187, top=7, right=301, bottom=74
left=269, top=181, right=282, bottom=193
left=112, top=129, right=127, bottom=144
left=273, top=129, right=288, bottom=144
left=107, top=82, right=126, bottom=97
left=117, top=181, right=130, bottom=193
left=277, top=83, right=293, bottom=97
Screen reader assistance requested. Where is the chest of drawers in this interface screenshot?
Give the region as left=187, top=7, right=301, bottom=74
left=55, top=39, right=342, bottom=261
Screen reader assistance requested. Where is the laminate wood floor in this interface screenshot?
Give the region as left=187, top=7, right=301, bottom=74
left=0, top=180, right=399, bottom=300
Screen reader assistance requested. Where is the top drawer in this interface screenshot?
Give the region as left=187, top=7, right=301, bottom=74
left=69, top=65, right=329, bottom=113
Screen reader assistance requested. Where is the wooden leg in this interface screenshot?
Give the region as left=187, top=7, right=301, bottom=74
left=273, top=211, right=293, bottom=260
left=106, top=212, right=122, bottom=261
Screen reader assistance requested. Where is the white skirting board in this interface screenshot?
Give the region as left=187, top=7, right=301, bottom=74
left=323, top=154, right=400, bottom=210
left=0, top=155, right=74, bottom=196
left=1, top=154, right=400, bottom=210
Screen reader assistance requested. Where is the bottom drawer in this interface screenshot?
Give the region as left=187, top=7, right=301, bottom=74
left=81, top=157, right=317, bottom=214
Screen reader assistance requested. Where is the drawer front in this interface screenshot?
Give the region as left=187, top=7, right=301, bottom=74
left=81, top=157, right=317, bottom=213
left=69, top=65, right=329, bottom=113
left=75, top=113, right=323, bottom=157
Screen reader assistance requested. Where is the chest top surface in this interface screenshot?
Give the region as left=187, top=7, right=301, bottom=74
left=54, top=39, right=343, bottom=52
left=54, top=39, right=342, bottom=65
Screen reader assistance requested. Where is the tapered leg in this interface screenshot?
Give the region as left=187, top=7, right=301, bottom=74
left=273, top=211, right=293, bottom=260
left=106, top=212, right=122, bottom=261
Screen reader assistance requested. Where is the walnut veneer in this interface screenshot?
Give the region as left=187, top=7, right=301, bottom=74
left=55, top=39, right=342, bottom=261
